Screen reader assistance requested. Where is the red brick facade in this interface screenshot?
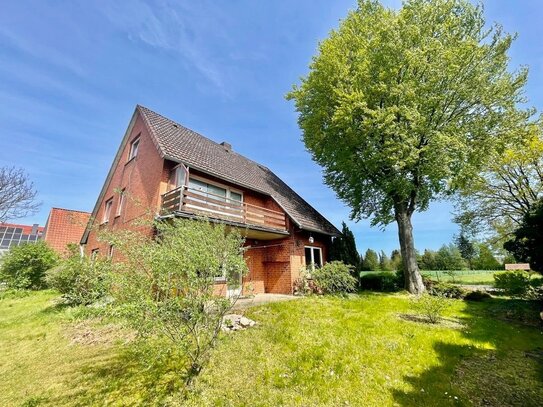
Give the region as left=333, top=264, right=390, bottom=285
left=84, top=109, right=334, bottom=295
left=43, top=208, right=90, bottom=255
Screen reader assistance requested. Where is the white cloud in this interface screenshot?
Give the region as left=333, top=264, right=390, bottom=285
left=99, top=0, right=231, bottom=94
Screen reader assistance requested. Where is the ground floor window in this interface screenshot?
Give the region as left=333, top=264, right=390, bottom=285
left=304, top=246, right=322, bottom=271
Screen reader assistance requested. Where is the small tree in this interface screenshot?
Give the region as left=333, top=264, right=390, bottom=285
left=390, top=249, right=403, bottom=271
left=379, top=250, right=392, bottom=271
left=455, top=233, right=476, bottom=269
left=361, top=249, right=379, bottom=271
left=0, top=166, right=40, bottom=222
left=419, top=249, right=437, bottom=271
left=0, top=241, right=58, bottom=290
left=472, top=243, right=501, bottom=270
left=102, top=217, right=248, bottom=384
left=434, top=244, right=466, bottom=271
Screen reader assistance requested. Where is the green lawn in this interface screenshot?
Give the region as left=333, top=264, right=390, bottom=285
left=422, top=270, right=500, bottom=286
left=1, top=291, right=542, bottom=406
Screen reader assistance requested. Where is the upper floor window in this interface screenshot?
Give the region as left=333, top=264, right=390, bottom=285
left=116, top=189, right=125, bottom=217
left=128, top=137, right=140, bottom=161
left=188, top=177, right=242, bottom=205
left=168, top=164, right=188, bottom=191
left=103, top=198, right=113, bottom=223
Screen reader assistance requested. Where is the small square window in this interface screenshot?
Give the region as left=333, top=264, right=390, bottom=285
left=91, top=248, right=99, bottom=260
left=128, top=137, right=140, bottom=161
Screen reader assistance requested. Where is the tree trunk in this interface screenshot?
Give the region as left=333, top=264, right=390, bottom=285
left=395, top=206, right=425, bottom=294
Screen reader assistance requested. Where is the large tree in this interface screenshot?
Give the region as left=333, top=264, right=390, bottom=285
left=454, top=127, right=543, bottom=245
left=287, top=0, right=529, bottom=293
left=0, top=166, right=40, bottom=222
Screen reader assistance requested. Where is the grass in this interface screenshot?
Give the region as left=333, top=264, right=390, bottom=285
left=422, top=270, right=500, bottom=286
left=1, top=291, right=543, bottom=406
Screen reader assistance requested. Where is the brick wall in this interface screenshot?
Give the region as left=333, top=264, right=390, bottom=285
left=43, top=208, right=90, bottom=255
left=85, top=113, right=166, bottom=255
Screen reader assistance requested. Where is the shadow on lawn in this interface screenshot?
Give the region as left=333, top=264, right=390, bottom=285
left=47, top=341, right=190, bottom=406
left=392, top=297, right=543, bottom=406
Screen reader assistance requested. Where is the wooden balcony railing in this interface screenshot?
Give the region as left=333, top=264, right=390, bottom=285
left=161, top=186, right=287, bottom=231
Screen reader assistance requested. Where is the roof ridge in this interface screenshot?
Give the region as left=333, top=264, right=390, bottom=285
left=50, top=207, right=91, bottom=214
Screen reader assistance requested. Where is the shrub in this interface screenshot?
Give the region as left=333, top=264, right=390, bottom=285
left=494, top=270, right=535, bottom=298
left=46, top=246, right=111, bottom=305
left=360, top=271, right=402, bottom=292
left=0, top=241, right=58, bottom=290
left=464, top=290, right=491, bottom=301
left=427, top=281, right=467, bottom=299
left=101, top=217, right=248, bottom=385
left=410, top=293, right=450, bottom=324
left=293, top=268, right=320, bottom=296
left=311, top=261, right=357, bottom=295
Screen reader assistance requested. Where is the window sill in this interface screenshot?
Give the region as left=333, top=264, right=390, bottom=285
left=125, top=157, right=136, bottom=166
left=214, top=277, right=227, bottom=283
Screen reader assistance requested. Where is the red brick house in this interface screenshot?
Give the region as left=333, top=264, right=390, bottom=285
left=43, top=208, right=91, bottom=255
left=81, top=105, right=339, bottom=296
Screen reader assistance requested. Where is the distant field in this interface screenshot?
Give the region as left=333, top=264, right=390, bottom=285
left=421, top=270, right=500, bottom=286
left=360, top=270, right=502, bottom=286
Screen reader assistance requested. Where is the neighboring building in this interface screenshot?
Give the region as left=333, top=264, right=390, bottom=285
left=0, top=223, right=44, bottom=256
left=81, top=105, right=340, bottom=296
left=43, top=208, right=91, bottom=255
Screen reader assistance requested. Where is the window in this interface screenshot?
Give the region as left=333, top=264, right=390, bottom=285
left=103, top=198, right=113, bottom=223
left=188, top=177, right=243, bottom=203
left=128, top=137, right=140, bottom=161
left=108, top=245, right=114, bottom=259
left=168, top=164, right=189, bottom=191
left=91, top=248, right=99, bottom=260
left=116, top=189, right=125, bottom=217
left=304, top=246, right=323, bottom=271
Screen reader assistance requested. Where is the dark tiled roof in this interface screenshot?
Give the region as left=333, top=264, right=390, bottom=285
left=137, top=105, right=339, bottom=236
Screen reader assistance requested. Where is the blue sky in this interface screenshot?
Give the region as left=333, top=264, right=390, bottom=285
left=1, top=0, right=542, bottom=255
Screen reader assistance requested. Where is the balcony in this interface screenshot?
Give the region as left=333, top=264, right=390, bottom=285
left=161, top=186, right=287, bottom=232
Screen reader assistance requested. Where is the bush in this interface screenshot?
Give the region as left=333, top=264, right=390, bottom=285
left=46, top=246, right=111, bottom=305
left=311, top=261, right=357, bottom=295
left=427, top=281, right=467, bottom=299
left=494, top=270, right=537, bottom=298
left=360, top=271, right=402, bottom=292
left=464, top=290, right=491, bottom=301
left=410, top=293, right=450, bottom=324
left=0, top=241, right=58, bottom=290
left=101, top=217, right=248, bottom=385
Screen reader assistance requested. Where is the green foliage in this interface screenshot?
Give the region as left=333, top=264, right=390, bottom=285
left=455, top=233, right=476, bottom=267
left=455, top=128, right=543, bottom=245
left=390, top=249, right=403, bottom=271
left=311, top=261, right=357, bottom=295
left=101, top=217, right=248, bottom=383
left=410, top=293, right=451, bottom=324
left=472, top=243, right=501, bottom=270
left=360, top=271, right=402, bottom=292
left=361, top=248, right=379, bottom=271
left=45, top=246, right=111, bottom=306
left=378, top=250, right=392, bottom=271
left=427, top=281, right=467, bottom=299
left=434, top=244, right=467, bottom=271
left=494, top=270, right=542, bottom=298
left=504, top=198, right=543, bottom=272
left=329, top=222, right=361, bottom=272
left=0, top=241, right=58, bottom=290
left=419, top=249, right=437, bottom=270
left=464, top=290, right=491, bottom=301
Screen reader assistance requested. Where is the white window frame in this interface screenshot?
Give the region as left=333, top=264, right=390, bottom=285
left=188, top=175, right=244, bottom=203
left=91, top=248, right=99, bottom=260
left=168, top=164, right=189, bottom=191
left=304, top=246, right=323, bottom=272
left=116, top=189, right=125, bottom=217
left=128, top=137, right=140, bottom=161
left=103, top=198, right=113, bottom=223
left=108, top=245, right=114, bottom=259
